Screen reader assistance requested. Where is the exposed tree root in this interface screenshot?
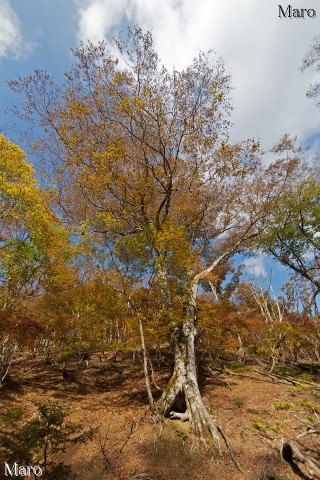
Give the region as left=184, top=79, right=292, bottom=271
left=155, top=306, right=243, bottom=472
left=158, top=383, right=243, bottom=473
left=168, top=411, right=189, bottom=421
left=216, top=422, right=244, bottom=473
left=281, top=441, right=320, bottom=479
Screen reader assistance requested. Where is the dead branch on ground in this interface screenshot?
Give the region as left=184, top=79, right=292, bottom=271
left=281, top=441, right=320, bottom=479
left=253, top=369, right=320, bottom=390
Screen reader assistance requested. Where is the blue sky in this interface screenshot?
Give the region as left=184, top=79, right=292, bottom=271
left=1, top=0, right=320, bottom=150
left=1, top=0, right=320, bottom=290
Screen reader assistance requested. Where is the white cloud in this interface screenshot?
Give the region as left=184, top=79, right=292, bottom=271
left=244, top=255, right=266, bottom=277
left=0, top=0, right=33, bottom=59
left=74, top=0, right=320, bottom=150
left=77, top=0, right=127, bottom=45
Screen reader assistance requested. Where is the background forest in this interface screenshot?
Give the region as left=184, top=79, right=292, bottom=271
left=0, top=24, right=320, bottom=480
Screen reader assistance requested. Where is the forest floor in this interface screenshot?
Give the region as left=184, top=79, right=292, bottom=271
left=1, top=353, right=320, bottom=480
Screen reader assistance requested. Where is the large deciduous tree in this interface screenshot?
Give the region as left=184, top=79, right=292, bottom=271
left=258, top=135, right=320, bottom=298
left=301, top=34, right=320, bottom=107
left=10, top=27, right=298, bottom=450
left=0, top=134, right=71, bottom=387
left=0, top=134, right=71, bottom=307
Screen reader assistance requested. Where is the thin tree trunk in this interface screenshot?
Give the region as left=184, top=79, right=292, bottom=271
left=138, top=314, right=157, bottom=418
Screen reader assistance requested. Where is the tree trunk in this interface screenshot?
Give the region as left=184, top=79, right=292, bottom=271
left=157, top=291, right=221, bottom=451
left=138, top=314, right=157, bottom=418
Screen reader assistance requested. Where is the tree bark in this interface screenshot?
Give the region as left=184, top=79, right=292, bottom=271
left=157, top=284, right=221, bottom=451
left=138, top=314, right=157, bottom=418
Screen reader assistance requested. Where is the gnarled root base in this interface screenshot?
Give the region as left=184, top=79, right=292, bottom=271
left=157, top=311, right=243, bottom=471
left=157, top=383, right=243, bottom=473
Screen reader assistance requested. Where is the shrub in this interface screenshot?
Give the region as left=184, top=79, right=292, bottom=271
left=275, top=401, right=295, bottom=411
left=302, top=401, right=320, bottom=414
left=254, top=419, right=267, bottom=431
left=0, top=402, right=95, bottom=479
left=0, top=406, right=24, bottom=423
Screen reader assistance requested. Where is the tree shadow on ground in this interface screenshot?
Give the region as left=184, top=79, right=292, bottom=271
left=285, top=461, right=313, bottom=480
left=250, top=452, right=312, bottom=480
left=136, top=424, right=235, bottom=480
left=0, top=376, right=25, bottom=400
left=5, top=359, right=134, bottom=398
